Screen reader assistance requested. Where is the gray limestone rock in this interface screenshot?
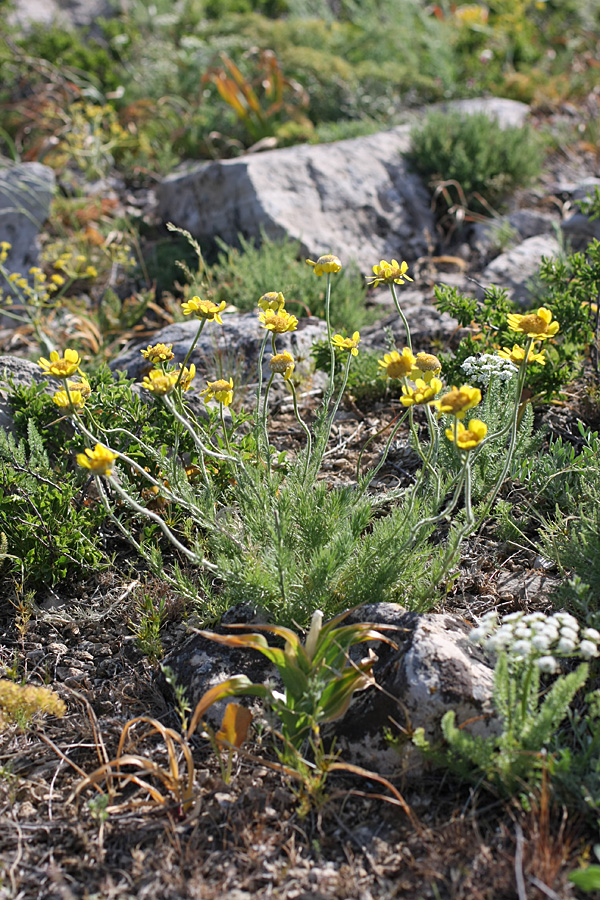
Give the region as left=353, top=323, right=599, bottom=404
left=481, top=234, right=561, bottom=305
left=561, top=212, right=600, bottom=251
left=9, top=0, right=116, bottom=30
left=159, top=125, right=433, bottom=273
left=360, top=289, right=459, bottom=350
left=0, top=355, right=52, bottom=433
left=0, top=162, right=56, bottom=318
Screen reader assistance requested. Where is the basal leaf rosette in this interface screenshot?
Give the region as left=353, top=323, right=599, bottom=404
left=507, top=307, right=559, bottom=341
left=445, top=418, right=488, bottom=451
left=306, top=254, right=342, bottom=276
left=77, top=443, right=118, bottom=477
left=378, top=348, right=415, bottom=379
left=366, top=258, right=413, bottom=287
left=38, top=348, right=82, bottom=379
left=431, top=384, right=481, bottom=420
left=331, top=331, right=361, bottom=356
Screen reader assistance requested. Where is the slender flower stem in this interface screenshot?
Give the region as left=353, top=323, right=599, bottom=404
left=390, top=282, right=412, bottom=351
left=288, top=379, right=312, bottom=482
left=324, top=273, right=335, bottom=406
left=312, top=351, right=352, bottom=474
left=162, top=394, right=238, bottom=464
left=220, top=403, right=232, bottom=455
left=358, top=409, right=409, bottom=491
left=262, top=373, right=275, bottom=477
left=175, top=318, right=206, bottom=389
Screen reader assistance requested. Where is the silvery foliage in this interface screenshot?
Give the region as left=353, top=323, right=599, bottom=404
left=460, top=353, right=517, bottom=388
left=470, top=609, right=600, bottom=672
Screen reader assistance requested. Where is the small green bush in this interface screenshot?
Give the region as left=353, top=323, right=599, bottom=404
left=408, top=111, right=543, bottom=215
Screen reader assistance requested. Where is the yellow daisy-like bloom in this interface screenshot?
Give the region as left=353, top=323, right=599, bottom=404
left=497, top=344, right=546, bottom=366
left=411, top=351, right=442, bottom=383
left=50, top=273, right=65, bottom=286
left=378, top=348, right=416, bottom=379
left=38, top=348, right=82, bottom=379
left=401, top=376, right=443, bottom=407
left=53, top=387, right=86, bottom=410
left=76, top=443, right=118, bottom=476
left=0, top=241, right=11, bottom=264
left=270, top=351, right=295, bottom=380
left=141, top=343, right=174, bottom=364
left=141, top=368, right=179, bottom=395
left=366, top=258, right=413, bottom=287
left=306, top=254, right=342, bottom=276
left=445, top=419, right=488, bottom=451
left=181, top=296, right=227, bottom=323
left=200, top=377, right=234, bottom=407
left=432, top=385, right=482, bottom=420
left=258, top=291, right=286, bottom=312
left=259, top=308, right=298, bottom=334
left=507, top=307, right=559, bottom=341
left=332, top=331, right=361, bottom=356
left=67, top=377, right=91, bottom=399
left=177, top=363, right=196, bottom=392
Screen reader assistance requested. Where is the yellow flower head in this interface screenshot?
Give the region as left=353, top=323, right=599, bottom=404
left=50, top=273, right=65, bottom=286
left=270, top=351, right=295, bottom=380
left=497, top=344, right=546, bottom=366
left=0, top=241, right=11, bottom=263
left=0, top=679, right=65, bottom=728
left=258, top=291, right=286, bottom=312
left=53, top=387, right=86, bottom=410
left=412, top=351, right=442, bottom=383
left=65, top=378, right=91, bottom=403
left=366, top=258, right=413, bottom=287
left=141, top=368, right=179, bottom=395
left=76, top=443, right=118, bottom=476
left=177, top=363, right=196, bottom=392
left=507, top=307, right=559, bottom=341
left=445, top=418, right=488, bottom=451
left=378, top=348, right=416, bottom=379
left=141, top=343, right=174, bottom=364
left=259, top=308, right=298, bottom=334
left=200, top=377, right=234, bottom=407
left=332, top=331, right=361, bottom=356
left=181, top=296, right=227, bottom=323
left=38, top=348, right=82, bottom=379
left=432, top=384, right=482, bottom=420
left=401, top=377, right=443, bottom=407
left=306, top=254, right=342, bottom=276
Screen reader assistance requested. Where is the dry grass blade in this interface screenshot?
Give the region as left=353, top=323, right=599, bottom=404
left=327, top=761, right=419, bottom=830
left=73, top=716, right=195, bottom=814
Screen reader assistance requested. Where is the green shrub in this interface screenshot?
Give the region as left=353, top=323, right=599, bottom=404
left=408, top=111, right=543, bottom=216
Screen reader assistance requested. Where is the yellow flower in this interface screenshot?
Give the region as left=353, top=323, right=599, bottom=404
left=507, top=307, right=559, bottom=341
left=50, top=273, right=65, bottom=286
left=497, top=344, right=546, bottom=366
left=401, top=377, right=443, bottom=407
left=38, top=348, right=82, bottom=378
left=258, top=292, right=286, bottom=312
left=306, top=254, right=342, bottom=276
left=581, top=300, right=599, bottom=315
left=270, top=351, right=295, bottom=380
left=366, top=258, right=413, bottom=287
left=53, top=387, right=86, bottom=410
left=445, top=419, right=488, bottom=451
left=0, top=679, right=65, bottom=729
left=378, top=348, right=415, bottom=379
left=0, top=241, right=10, bottom=263
left=67, top=377, right=91, bottom=399
left=85, top=265, right=98, bottom=278
left=432, top=384, right=481, bottom=420
left=181, top=296, right=227, bottom=323
left=332, top=331, right=361, bottom=356
left=412, top=351, right=442, bottom=383
left=200, top=377, right=234, bottom=407
left=76, top=443, right=118, bottom=476
left=177, top=363, right=196, bottom=392
left=141, top=343, right=174, bottom=364
left=258, top=308, right=298, bottom=334
left=141, top=368, right=179, bottom=395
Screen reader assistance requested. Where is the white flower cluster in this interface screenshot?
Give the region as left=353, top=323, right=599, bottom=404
left=470, top=610, right=600, bottom=673
left=460, top=353, right=517, bottom=388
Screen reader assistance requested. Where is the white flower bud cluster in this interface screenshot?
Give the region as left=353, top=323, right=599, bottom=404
left=460, top=353, right=517, bottom=387
left=470, top=610, right=600, bottom=672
